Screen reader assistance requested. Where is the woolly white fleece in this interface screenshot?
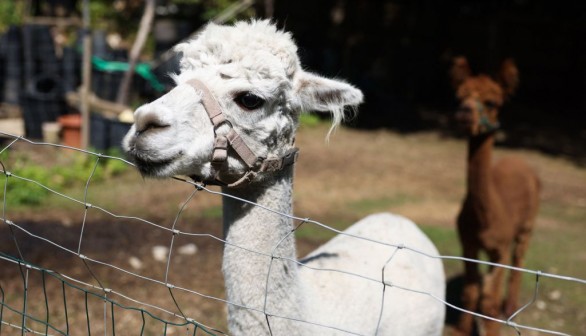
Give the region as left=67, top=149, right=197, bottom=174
left=123, top=20, right=445, bottom=335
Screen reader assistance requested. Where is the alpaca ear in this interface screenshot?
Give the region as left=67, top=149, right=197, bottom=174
left=497, top=58, right=519, bottom=97
left=449, top=56, right=471, bottom=90
left=293, top=71, right=363, bottom=115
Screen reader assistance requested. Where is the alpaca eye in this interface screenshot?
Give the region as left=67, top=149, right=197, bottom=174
left=485, top=101, right=497, bottom=109
left=235, top=92, right=265, bottom=110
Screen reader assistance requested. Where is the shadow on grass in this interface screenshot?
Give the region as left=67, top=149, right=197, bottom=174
left=445, top=273, right=480, bottom=336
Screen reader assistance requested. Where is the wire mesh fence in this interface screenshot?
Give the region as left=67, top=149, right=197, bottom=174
left=0, top=131, right=584, bottom=336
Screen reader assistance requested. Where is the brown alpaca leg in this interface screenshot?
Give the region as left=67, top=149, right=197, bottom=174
left=481, top=249, right=509, bottom=336
left=504, top=229, right=532, bottom=317
left=455, top=245, right=481, bottom=336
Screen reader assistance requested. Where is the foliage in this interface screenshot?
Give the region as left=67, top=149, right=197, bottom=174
left=88, top=0, right=254, bottom=36
left=0, top=1, right=26, bottom=33
left=0, top=150, right=128, bottom=207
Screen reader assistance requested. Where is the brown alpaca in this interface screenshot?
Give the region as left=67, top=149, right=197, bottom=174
left=450, top=57, right=540, bottom=336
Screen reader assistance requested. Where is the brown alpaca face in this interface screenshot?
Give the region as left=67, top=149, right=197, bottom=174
left=449, top=57, right=519, bottom=137
left=455, top=95, right=500, bottom=136
left=454, top=76, right=503, bottom=136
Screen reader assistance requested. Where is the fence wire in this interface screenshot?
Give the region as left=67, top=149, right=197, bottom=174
left=0, top=132, right=584, bottom=336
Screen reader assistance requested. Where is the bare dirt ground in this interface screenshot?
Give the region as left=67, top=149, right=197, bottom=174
left=0, top=124, right=584, bottom=335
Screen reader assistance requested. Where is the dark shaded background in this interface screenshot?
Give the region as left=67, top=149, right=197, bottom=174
left=19, top=0, right=586, bottom=162
left=263, top=0, right=585, bottom=162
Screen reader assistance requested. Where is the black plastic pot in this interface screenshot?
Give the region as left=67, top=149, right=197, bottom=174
left=90, top=113, right=131, bottom=151
left=22, top=24, right=59, bottom=93
left=0, top=30, right=5, bottom=102
left=2, top=26, right=23, bottom=105
left=92, top=69, right=124, bottom=101
left=21, top=74, right=65, bottom=139
left=61, top=46, right=80, bottom=93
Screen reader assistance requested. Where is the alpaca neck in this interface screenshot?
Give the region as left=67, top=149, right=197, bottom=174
left=466, top=133, right=498, bottom=221
left=221, top=166, right=305, bottom=335
left=467, top=134, right=495, bottom=194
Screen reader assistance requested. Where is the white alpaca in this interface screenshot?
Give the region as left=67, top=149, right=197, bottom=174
left=123, top=20, right=445, bottom=335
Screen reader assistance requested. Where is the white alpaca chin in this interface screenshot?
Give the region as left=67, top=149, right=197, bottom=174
left=124, top=19, right=445, bottom=335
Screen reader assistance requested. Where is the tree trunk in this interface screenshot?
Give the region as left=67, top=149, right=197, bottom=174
left=116, top=0, right=155, bottom=105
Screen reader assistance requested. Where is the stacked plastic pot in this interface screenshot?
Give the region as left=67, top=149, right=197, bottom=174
left=1, top=26, right=23, bottom=107
left=20, top=24, right=67, bottom=139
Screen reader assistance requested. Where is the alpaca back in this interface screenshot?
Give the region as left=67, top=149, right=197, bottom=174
left=299, top=213, right=446, bottom=335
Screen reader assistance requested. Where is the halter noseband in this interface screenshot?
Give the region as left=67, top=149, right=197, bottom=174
left=186, top=79, right=299, bottom=188
left=474, top=100, right=500, bottom=134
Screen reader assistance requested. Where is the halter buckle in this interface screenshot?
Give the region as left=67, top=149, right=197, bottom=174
left=212, top=135, right=229, bottom=166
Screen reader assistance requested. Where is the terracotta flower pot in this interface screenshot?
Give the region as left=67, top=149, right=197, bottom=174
left=58, top=114, right=82, bottom=148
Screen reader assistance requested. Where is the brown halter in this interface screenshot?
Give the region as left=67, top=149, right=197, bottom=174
left=186, top=79, right=299, bottom=188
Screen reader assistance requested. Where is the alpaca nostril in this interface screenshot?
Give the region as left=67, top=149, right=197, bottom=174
left=143, top=121, right=169, bottom=132
left=135, top=122, right=170, bottom=136
left=134, top=110, right=170, bottom=135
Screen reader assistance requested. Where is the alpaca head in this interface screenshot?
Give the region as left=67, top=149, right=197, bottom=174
left=449, top=56, right=519, bottom=136
left=123, top=20, right=363, bottom=185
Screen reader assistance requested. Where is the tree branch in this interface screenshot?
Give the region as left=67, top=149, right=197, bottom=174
left=116, top=0, right=155, bottom=105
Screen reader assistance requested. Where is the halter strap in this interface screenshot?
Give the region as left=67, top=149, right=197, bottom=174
left=475, top=100, right=500, bottom=134
left=186, top=79, right=299, bottom=188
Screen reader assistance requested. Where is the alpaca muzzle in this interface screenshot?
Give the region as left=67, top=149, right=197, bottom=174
left=456, top=99, right=500, bottom=135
